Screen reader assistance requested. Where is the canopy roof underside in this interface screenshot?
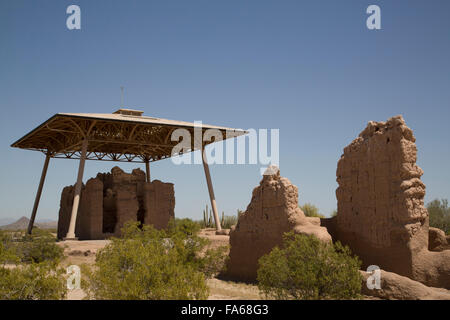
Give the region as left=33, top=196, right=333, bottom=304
left=11, top=112, right=247, bottom=163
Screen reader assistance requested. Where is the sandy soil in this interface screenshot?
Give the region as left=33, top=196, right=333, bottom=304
left=58, top=240, right=111, bottom=300
left=198, top=228, right=230, bottom=249
left=58, top=239, right=110, bottom=267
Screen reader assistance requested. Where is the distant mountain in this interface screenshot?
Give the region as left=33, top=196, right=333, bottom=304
left=0, top=216, right=57, bottom=230
left=0, top=216, right=30, bottom=230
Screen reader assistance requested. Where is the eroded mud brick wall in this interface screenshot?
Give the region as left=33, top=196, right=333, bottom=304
left=334, top=115, right=450, bottom=288
left=98, top=167, right=143, bottom=231
left=334, top=116, right=450, bottom=289
left=143, top=180, right=175, bottom=230
left=335, top=115, right=428, bottom=276
left=77, top=178, right=103, bottom=239
left=226, top=168, right=331, bottom=282
left=57, top=186, right=74, bottom=239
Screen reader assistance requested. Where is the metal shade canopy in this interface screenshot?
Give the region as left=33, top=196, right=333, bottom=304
left=11, top=109, right=247, bottom=238
left=11, top=109, right=247, bottom=163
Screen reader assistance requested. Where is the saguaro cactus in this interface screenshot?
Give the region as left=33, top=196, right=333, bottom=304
left=203, top=204, right=215, bottom=228
left=203, top=204, right=208, bottom=227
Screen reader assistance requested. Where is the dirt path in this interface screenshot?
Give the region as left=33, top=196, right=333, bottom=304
left=58, top=239, right=110, bottom=267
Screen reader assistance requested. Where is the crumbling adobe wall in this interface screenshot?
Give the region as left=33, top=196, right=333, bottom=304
left=333, top=115, right=449, bottom=288
left=77, top=178, right=103, bottom=240
left=143, top=180, right=175, bottom=230
left=226, top=167, right=331, bottom=282
left=97, top=167, right=144, bottom=236
left=57, top=186, right=74, bottom=239
left=114, top=188, right=139, bottom=236
left=57, top=167, right=175, bottom=240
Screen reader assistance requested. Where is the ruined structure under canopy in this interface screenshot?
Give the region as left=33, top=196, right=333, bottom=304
left=11, top=109, right=246, bottom=239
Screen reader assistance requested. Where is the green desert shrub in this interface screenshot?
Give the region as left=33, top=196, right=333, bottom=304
left=0, top=230, right=19, bottom=265
left=148, top=220, right=228, bottom=277
left=427, top=199, right=450, bottom=234
left=169, top=218, right=201, bottom=237
left=18, top=228, right=64, bottom=264
left=196, top=245, right=229, bottom=279
left=257, top=232, right=362, bottom=300
left=0, top=230, right=66, bottom=300
left=0, top=263, right=67, bottom=300
left=300, top=203, right=325, bottom=218
left=83, top=222, right=227, bottom=299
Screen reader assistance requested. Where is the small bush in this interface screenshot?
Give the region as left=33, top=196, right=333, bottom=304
left=257, top=232, right=362, bottom=300
left=197, top=245, right=229, bottom=278
left=18, top=228, right=64, bottom=264
left=300, top=203, right=325, bottom=218
left=0, top=230, right=19, bottom=265
left=0, top=230, right=67, bottom=300
left=83, top=222, right=212, bottom=300
left=0, top=263, right=67, bottom=300
left=169, top=218, right=201, bottom=237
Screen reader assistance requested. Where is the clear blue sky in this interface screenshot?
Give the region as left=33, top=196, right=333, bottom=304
left=1, top=0, right=449, bottom=222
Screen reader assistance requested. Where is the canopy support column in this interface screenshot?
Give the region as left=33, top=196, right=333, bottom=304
left=65, top=139, right=88, bottom=240
left=27, top=152, right=51, bottom=235
left=145, top=160, right=151, bottom=183
left=202, top=149, right=222, bottom=232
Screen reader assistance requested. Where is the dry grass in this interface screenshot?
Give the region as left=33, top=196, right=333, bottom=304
left=207, top=278, right=262, bottom=300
